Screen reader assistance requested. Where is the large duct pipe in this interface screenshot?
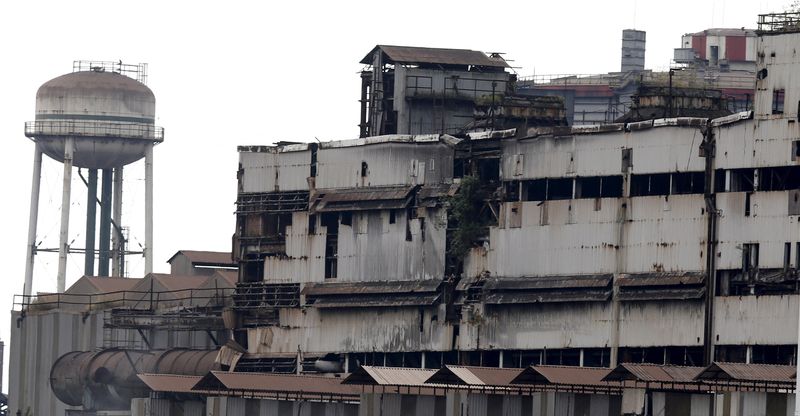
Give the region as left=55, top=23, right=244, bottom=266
left=50, top=348, right=219, bottom=410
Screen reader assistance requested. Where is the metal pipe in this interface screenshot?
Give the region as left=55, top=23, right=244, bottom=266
left=57, top=137, right=75, bottom=292
left=145, top=143, right=154, bottom=275
left=84, top=169, right=98, bottom=276
left=23, top=143, right=43, bottom=297
left=112, top=166, right=123, bottom=277
left=98, top=169, right=113, bottom=276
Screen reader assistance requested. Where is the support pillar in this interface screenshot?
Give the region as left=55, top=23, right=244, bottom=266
left=57, top=137, right=75, bottom=292
left=144, top=143, right=154, bottom=275
left=98, top=169, right=113, bottom=276
left=23, top=144, right=43, bottom=297
left=84, top=169, right=97, bottom=276
left=112, top=166, right=124, bottom=277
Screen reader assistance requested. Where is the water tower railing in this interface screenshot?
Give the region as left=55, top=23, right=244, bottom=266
left=25, top=120, right=164, bottom=141
left=72, top=60, right=148, bottom=84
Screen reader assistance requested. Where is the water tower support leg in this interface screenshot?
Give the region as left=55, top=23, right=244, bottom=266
left=112, top=166, right=124, bottom=277
left=57, top=137, right=75, bottom=292
left=144, top=143, right=154, bottom=275
left=84, top=169, right=97, bottom=276
left=23, top=144, right=43, bottom=297
left=98, top=169, right=113, bottom=276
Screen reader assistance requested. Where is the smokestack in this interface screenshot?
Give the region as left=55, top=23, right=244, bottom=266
left=621, top=29, right=646, bottom=72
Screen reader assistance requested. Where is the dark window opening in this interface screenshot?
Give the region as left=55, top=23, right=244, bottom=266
left=544, top=349, right=580, bottom=366
left=745, top=192, right=752, bottom=216
left=728, top=169, right=756, bottom=192
left=665, top=346, right=703, bottom=366
left=715, top=345, right=747, bottom=363
left=419, top=217, right=426, bottom=242
left=360, top=161, right=368, bottom=177
left=630, top=173, right=670, bottom=196
left=477, top=158, right=500, bottom=182
left=752, top=345, right=796, bottom=365
left=619, top=347, right=666, bottom=365
left=321, top=213, right=339, bottom=279
left=307, top=214, right=317, bottom=235
left=785, top=242, right=792, bottom=271
left=671, top=172, right=705, bottom=194
left=575, top=177, right=601, bottom=199
left=583, top=348, right=611, bottom=368
left=505, top=180, right=520, bottom=201
left=547, top=178, right=573, bottom=200
left=742, top=243, right=759, bottom=275
left=389, top=210, right=396, bottom=224
left=757, top=166, right=800, bottom=191
left=505, top=350, right=543, bottom=368
left=714, top=170, right=727, bottom=192
left=525, top=179, right=547, bottom=201
left=453, top=158, right=466, bottom=179
left=340, top=212, right=352, bottom=226
left=405, top=209, right=413, bottom=241
left=482, top=351, right=501, bottom=367
left=773, top=89, right=785, bottom=114
left=621, top=148, right=633, bottom=171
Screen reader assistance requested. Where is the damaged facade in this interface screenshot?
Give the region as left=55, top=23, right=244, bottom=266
left=230, top=21, right=800, bottom=374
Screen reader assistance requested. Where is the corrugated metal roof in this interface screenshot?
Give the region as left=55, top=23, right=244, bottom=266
left=616, top=272, right=705, bottom=287
left=167, top=250, right=235, bottom=266
left=696, top=362, right=796, bottom=383
left=342, top=366, right=437, bottom=386
left=309, top=293, right=441, bottom=308
left=603, top=363, right=704, bottom=383
left=426, top=365, right=522, bottom=386
left=302, top=279, right=441, bottom=296
left=82, top=276, right=140, bottom=294
left=194, top=371, right=360, bottom=397
left=360, top=45, right=508, bottom=68
left=485, top=275, right=612, bottom=291
left=313, top=186, right=414, bottom=212
left=511, top=366, right=614, bottom=387
left=138, top=374, right=204, bottom=393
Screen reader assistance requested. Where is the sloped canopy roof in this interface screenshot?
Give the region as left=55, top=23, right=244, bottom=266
left=342, top=366, right=437, bottom=386
left=425, top=365, right=521, bottom=386
left=361, top=45, right=508, bottom=68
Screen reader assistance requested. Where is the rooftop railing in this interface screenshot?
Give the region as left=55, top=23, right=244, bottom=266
left=757, top=12, right=800, bottom=33
left=73, top=60, right=148, bottom=84
left=25, top=120, right=164, bottom=141
left=13, top=286, right=234, bottom=312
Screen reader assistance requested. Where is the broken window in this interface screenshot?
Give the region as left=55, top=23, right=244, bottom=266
left=547, top=178, right=573, bottom=200
left=340, top=212, right=352, bottom=226
left=742, top=243, right=759, bottom=275
left=321, top=213, right=339, bottom=279
left=773, top=89, right=785, bottom=114
left=307, top=214, right=317, bottom=235
left=575, top=176, right=623, bottom=199
left=389, top=210, right=396, bottom=224
left=671, top=172, right=705, bottom=194
left=360, top=161, right=368, bottom=177
left=785, top=242, right=792, bottom=271
left=525, top=179, right=547, bottom=201
left=727, top=169, right=756, bottom=192
left=630, top=173, right=670, bottom=196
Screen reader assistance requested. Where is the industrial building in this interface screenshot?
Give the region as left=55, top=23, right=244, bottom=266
left=519, top=27, right=756, bottom=125
left=10, top=10, right=800, bottom=416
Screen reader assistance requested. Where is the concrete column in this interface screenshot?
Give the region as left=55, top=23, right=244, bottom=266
left=23, top=144, right=43, bottom=297
left=111, top=166, right=124, bottom=277
left=57, top=137, right=75, bottom=292
left=144, top=143, right=154, bottom=275
left=84, top=169, right=97, bottom=276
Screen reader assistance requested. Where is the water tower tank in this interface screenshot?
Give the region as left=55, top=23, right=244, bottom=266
left=25, top=65, right=162, bottom=168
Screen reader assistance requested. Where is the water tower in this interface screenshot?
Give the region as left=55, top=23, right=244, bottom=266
left=23, top=61, right=164, bottom=295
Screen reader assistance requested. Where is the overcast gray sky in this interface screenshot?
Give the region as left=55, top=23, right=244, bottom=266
left=0, top=0, right=786, bottom=391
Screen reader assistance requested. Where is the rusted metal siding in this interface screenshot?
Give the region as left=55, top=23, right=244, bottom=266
left=460, top=303, right=613, bottom=350
left=713, top=295, right=798, bottom=345
left=316, top=142, right=453, bottom=189
left=618, top=300, right=704, bottom=347
left=263, top=211, right=326, bottom=283
left=488, top=195, right=706, bottom=277
left=502, top=126, right=705, bottom=180
left=716, top=191, right=800, bottom=269
left=754, top=32, right=800, bottom=119
left=715, top=119, right=800, bottom=169
left=240, top=148, right=311, bottom=193
left=247, top=307, right=450, bottom=354
left=336, top=209, right=446, bottom=282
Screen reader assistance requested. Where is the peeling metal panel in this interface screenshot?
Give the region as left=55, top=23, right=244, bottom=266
left=240, top=149, right=311, bottom=193
left=714, top=295, right=798, bottom=345
left=316, top=142, right=453, bottom=189
left=462, top=302, right=613, bottom=350
left=312, top=186, right=414, bottom=212
left=249, top=307, right=451, bottom=354
left=303, top=279, right=443, bottom=308
left=618, top=300, right=705, bottom=347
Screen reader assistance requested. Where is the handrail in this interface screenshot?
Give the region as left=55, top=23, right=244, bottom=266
left=25, top=120, right=164, bottom=141
left=13, top=286, right=235, bottom=312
